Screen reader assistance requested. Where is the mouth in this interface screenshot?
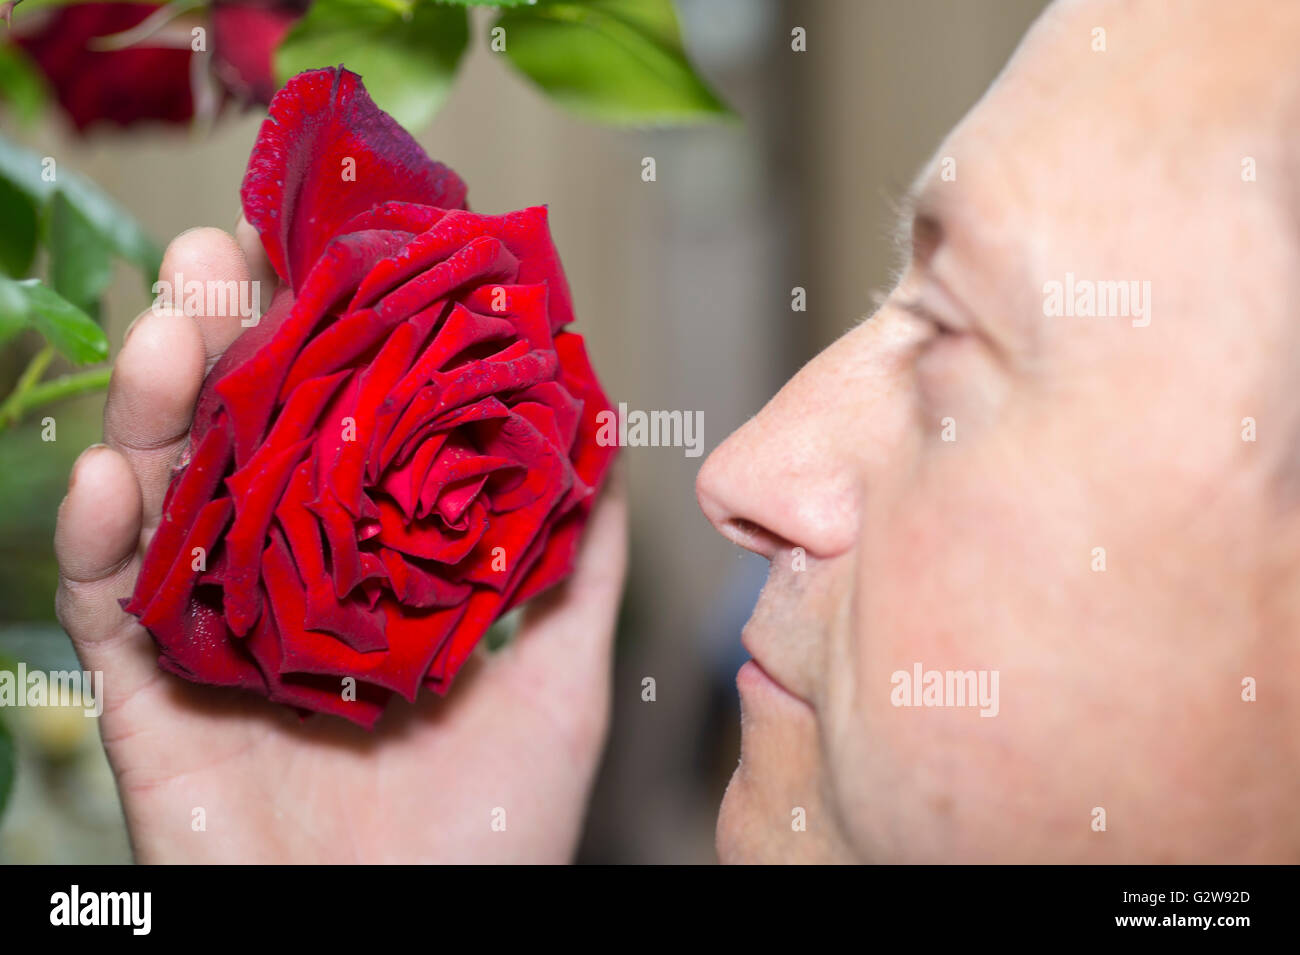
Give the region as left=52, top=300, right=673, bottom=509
left=736, top=657, right=812, bottom=709
left=737, top=571, right=816, bottom=708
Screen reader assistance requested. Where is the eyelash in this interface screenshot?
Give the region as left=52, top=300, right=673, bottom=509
left=870, top=288, right=960, bottom=341
left=906, top=300, right=959, bottom=337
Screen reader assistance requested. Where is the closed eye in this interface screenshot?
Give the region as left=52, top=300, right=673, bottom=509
left=870, top=286, right=963, bottom=339
left=892, top=296, right=963, bottom=336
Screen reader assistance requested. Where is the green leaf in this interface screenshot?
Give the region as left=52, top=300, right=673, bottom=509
left=0, top=276, right=108, bottom=365
left=0, top=133, right=163, bottom=282
left=0, top=175, right=38, bottom=278
left=573, top=0, right=682, bottom=48
left=57, top=173, right=162, bottom=283
left=21, top=281, right=108, bottom=364
left=12, top=0, right=157, bottom=9
left=497, top=0, right=734, bottom=125
left=0, top=713, right=13, bottom=820
left=276, top=0, right=470, bottom=132
left=0, top=45, right=47, bottom=126
left=0, top=281, right=26, bottom=351
left=484, top=608, right=523, bottom=651
left=46, top=191, right=113, bottom=315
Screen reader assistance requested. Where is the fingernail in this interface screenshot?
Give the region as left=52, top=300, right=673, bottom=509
left=123, top=312, right=145, bottom=345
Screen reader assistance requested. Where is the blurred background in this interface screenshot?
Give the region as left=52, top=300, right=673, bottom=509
left=0, top=0, right=1048, bottom=863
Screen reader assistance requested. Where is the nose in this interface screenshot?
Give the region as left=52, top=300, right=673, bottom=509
left=695, top=313, right=922, bottom=560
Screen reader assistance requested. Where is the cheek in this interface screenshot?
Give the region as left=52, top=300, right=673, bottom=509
left=823, top=436, right=1285, bottom=860
left=914, top=334, right=1010, bottom=437
left=821, top=455, right=1117, bottom=860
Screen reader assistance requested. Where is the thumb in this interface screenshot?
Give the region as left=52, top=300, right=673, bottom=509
left=53, top=444, right=157, bottom=712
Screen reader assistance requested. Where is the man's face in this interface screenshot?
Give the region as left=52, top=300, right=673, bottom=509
left=697, top=0, right=1300, bottom=863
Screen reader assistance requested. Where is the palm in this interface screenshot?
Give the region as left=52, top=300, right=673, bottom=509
left=106, top=605, right=612, bottom=862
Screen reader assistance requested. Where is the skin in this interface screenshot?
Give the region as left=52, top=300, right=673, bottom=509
left=56, top=0, right=1300, bottom=863
left=696, top=0, right=1300, bottom=862
left=54, top=221, right=627, bottom=863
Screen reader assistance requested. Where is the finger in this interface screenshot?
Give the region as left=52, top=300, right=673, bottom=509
left=54, top=444, right=159, bottom=704
left=511, top=465, right=629, bottom=669
left=103, top=304, right=206, bottom=533
left=485, top=468, right=628, bottom=760
left=158, top=226, right=255, bottom=368
left=235, top=214, right=278, bottom=301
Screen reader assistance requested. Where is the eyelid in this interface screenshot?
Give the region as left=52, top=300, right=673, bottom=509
left=889, top=292, right=964, bottom=336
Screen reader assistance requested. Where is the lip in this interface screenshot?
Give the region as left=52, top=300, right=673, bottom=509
left=736, top=658, right=812, bottom=709
left=741, top=619, right=813, bottom=706
left=739, top=584, right=816, bottom=708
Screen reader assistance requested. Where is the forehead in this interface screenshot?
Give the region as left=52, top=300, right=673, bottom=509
left=905, top=0, right=1300, bottom=332
left=940, top=0, right=1300, bottom=204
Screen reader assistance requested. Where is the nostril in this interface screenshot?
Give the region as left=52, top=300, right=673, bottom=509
left=696, top=440, right=795, bottom=559
left=721, top=517, right=791, bottom=560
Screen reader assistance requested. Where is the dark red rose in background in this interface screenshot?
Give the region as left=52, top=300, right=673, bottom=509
left=10, top=0, right=306, bottom=131
left=124, top=68, right=617, bottom=728
left=211, top=0, right=309, bottom=104
left=13, top=4, right=194, bottom=130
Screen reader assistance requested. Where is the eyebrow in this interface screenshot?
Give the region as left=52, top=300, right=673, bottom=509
left=883, top=182, right=921, bottom=276
left=883, top=173, right=1032, bottom=362
left=887, top=183, right=921, bottom=255
left=866, top=179, right=936, bottom=319
left=887, top=175, right=948, bottom=271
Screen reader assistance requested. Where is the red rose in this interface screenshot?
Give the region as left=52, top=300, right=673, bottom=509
left=11, top=1, right=305, bottom=131
left=13, top=3, right=195, bottom=130
left=123, top=67, right=617, bottom=728
left=211, top=0, right=310, bottom=104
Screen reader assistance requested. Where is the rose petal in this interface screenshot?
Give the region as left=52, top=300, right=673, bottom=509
left=276, top=463, right=387, bottom=652
left=263, top=533, right=463, bottom=702
left=210, top=1, right=305, bottom=105
left=139, top=498, right=234, bottom=630
left=155, top=593, right=265, bottom=690
left=241, top=67, right=467, bottom=289
left=245, top=581, right=389, bottom=729
left=127, top=420, right=232, bottom=615
left=213, top=230, right=412, bottom=464
left=375, top=496, right=488, bottom=563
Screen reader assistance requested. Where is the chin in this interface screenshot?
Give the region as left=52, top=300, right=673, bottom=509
left=715, top=756, right=858, bottom=864
left=715, top=767, right=761, bottom=864
left=717, top=674, right=858, bottom=862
